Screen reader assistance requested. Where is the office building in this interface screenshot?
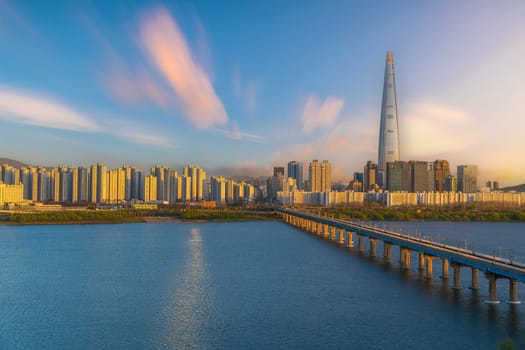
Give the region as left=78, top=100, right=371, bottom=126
left=287, top=161, right=304, bottom=190
left=386, top=161, right=411, bottom=192
left=363, top=161, right=378, bottom=191
left=410, top=161, right=434, bottom=192
left=457, top=165, right=478, bottom=193
left=273, top=167, right=285, bottom=177
left=433, top=160, right=450, bottom=192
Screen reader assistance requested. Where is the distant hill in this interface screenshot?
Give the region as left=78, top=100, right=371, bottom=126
left=0, top=158, right=28, bottom=168
left=503, top=184, right=525, bottom=192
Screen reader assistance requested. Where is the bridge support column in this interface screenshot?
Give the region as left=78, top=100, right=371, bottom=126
left=357, top=234, right=365, bottom=252
left=383, top=242, right=392, bottom=262
left=441, top=258, right=449, bottom=279
left=400, top=248, right=411, bottom=269
left=452, top=264, right=461, bottom=290
left=347, top=231, right=354, bottom=248
left=506, top=279, right=521, bottom=304
left=323, top=224, right=329, bottom=239
left=470, top=268, right=479, bottom=290
left=338, top=229, right=345, bottom=245
left=425, top=256, right=434, bottom=279
left=369, top=238, right=377, bottom=257
left=330, top=226, right=336, bottom=241
left=484, top=273, right=500, bottom=304
left=418, top=252, right=425, bottom=271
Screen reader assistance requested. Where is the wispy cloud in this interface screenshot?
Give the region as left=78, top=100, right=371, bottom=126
left=232, top=63, right=257, bottom=114
left=0, top=85, right=176, bottom=149
left=400, top=102, right=473, bottom=159
left=300, top=95, right=344, bottom=134
left=0, top=86, right=100, bottom=131
left=215, top=121, right=264, bottom=143
left=139, top=6, right=228, bottom=130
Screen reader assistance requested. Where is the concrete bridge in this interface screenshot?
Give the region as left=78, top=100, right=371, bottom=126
left=278, top=208, right=525, bottom=304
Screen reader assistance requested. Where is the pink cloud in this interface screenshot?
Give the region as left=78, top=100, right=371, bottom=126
left=103, top=69, right=173, bottom=108
left=139, top=6, right=228, bottom=129
left=301, top=95, right=344, bottom=134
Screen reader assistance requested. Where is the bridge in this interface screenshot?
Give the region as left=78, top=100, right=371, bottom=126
left=277, top=208, right=525, bottom=304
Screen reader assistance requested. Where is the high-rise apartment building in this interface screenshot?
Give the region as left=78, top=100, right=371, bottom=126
left=183, top=165, right=206, bottom=201
left=378, top=51, right=401, bottom=187
left=144, top=175, right=157, bottom=202
left=457, top=165, right=478, bottom=193
left=96, top=163, right=107, bottom=203
left=308, top=160, right=331, bottom=192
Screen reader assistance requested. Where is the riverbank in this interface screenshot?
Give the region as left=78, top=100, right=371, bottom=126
left=318, top=207, right=525, bottom=222
left=0, top=208, right=278, bottom=225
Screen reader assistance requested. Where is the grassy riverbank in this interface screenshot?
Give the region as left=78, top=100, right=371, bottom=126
left=0, top=207, right=277, bottom=225
left=317, top=207, right=525, bottom=222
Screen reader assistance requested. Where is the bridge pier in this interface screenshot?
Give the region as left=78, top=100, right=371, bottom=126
left=452, top=264, right=461, bottom=289
left=369, top=238, right=377, bottom=257
left=424, top=256, right=434, bottom=279
left=441, top=258, right=449, bottom=279
left=357, top=234, right=365, bottom=252
left=506, top=279, right=521, bottom=304
left=323, top=224, right=329, bottom=239
left=485, top=273, right=500, bottom=304
left=347, top=231, right=354, bottom=248
left=400, top=248, right=411, bottom=269
left=470, top=268, right=479, bottom=290
left=338, top=229, right=345, bottom=245
left=383, top=242, right=392, bottom=262
left=330, top=226, right=336, bottom=241
left=418, top=252, right=425, bottom=271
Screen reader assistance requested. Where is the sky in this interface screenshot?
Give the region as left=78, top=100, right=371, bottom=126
left=0, top=0, right=524, bottom=186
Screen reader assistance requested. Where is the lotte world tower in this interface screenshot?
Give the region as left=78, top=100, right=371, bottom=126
left=377, top=51, right=400, bottom=187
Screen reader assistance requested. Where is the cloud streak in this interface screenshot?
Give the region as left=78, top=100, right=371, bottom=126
left=139, top=6, right=228, bottom=129
left=301, top=95, right=344, bottom=134
left=0, top=86, right=100, bottom=131
left=0, top=85, right=176, bottom=148
left=215, top=121, right=264, bottom=143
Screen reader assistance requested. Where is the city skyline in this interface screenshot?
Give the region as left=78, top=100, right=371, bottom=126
left=1, top=1, right=525, bottom=186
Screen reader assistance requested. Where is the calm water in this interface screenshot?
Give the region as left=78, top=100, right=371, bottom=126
left=0, top=221, right=524, bottom=349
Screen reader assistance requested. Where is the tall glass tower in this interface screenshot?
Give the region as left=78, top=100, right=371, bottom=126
left=378, top=51, right=400, bottom=187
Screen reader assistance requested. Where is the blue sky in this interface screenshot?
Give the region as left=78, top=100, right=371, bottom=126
left=0, top=0, right=524, bottom=185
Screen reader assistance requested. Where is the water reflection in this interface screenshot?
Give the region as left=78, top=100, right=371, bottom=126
left=161, top=227, right=212, bottom=348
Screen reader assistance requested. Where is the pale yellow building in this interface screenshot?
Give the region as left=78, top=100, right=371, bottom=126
left=0, top=183, right=24, bottom=204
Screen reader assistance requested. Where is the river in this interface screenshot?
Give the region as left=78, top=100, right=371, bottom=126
left=0, top=221, right=523, bottom=349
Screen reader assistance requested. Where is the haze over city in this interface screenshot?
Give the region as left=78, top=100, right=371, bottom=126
left=1, top=1, right=525, bottom=186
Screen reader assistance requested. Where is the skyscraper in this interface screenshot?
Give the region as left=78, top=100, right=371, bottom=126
left=457, top=165, right=478, bottom=193
left=378, top=51, right=400, bottom=187
left=386, top=161, right=411, bottom=192
left=434, top=160, right=450, bottom=192
left=287, top=161, right=304, bottom=190
left=363, top=161, right=378, bottom=191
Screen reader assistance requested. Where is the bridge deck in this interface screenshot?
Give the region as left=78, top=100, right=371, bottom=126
left=280, top=209, right=525, bottom=283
